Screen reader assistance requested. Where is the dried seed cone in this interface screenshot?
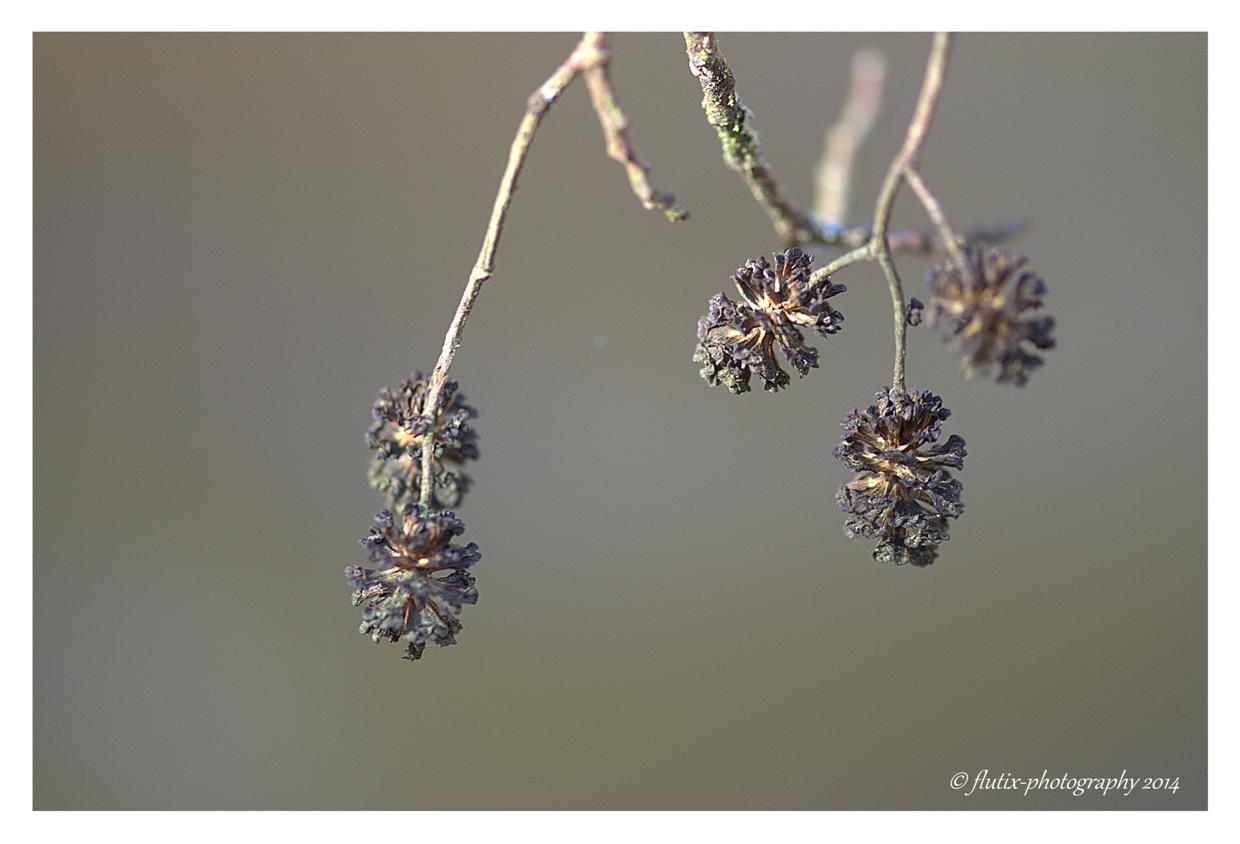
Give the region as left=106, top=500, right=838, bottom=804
left=366, top=372, right=478, bottom=509
left=834, top=387, right=966, bottom=566
left=694, top=247, right=846, bottom=394
left=925, top=247, right=1055, bottom=386
left=345, top=504, right=480, bottom=661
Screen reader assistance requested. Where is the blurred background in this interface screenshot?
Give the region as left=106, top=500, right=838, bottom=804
left=33, top=33, right=1205, bottom=809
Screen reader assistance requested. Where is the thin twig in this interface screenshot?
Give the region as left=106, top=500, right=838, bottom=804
left=902, top=166, right=971, bottom=281
left=801, top=33, right=957, bottom=393
left=831, top=219, right=1027, bottom=254
left=683, top=32, right=816, bottom=245
left=868, top=32, right=952, bottom=392
left=813, top=49, right=886, bottom=225
left=417, top=33, right=681, bottom=509
left=581, top=33, right=689, bottom=222
left=816, top=244, right=872, bottom=278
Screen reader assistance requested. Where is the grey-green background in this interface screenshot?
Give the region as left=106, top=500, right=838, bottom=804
left=33, top=33, right=1206, bottom=809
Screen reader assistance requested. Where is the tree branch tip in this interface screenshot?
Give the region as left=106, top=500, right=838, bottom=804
left=659, top=202, right=690, bottom=223
left=850, top=49, right=887, bottom=79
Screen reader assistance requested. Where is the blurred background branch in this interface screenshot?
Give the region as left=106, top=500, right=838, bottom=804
left=813, top=48, right=886, bottom=226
